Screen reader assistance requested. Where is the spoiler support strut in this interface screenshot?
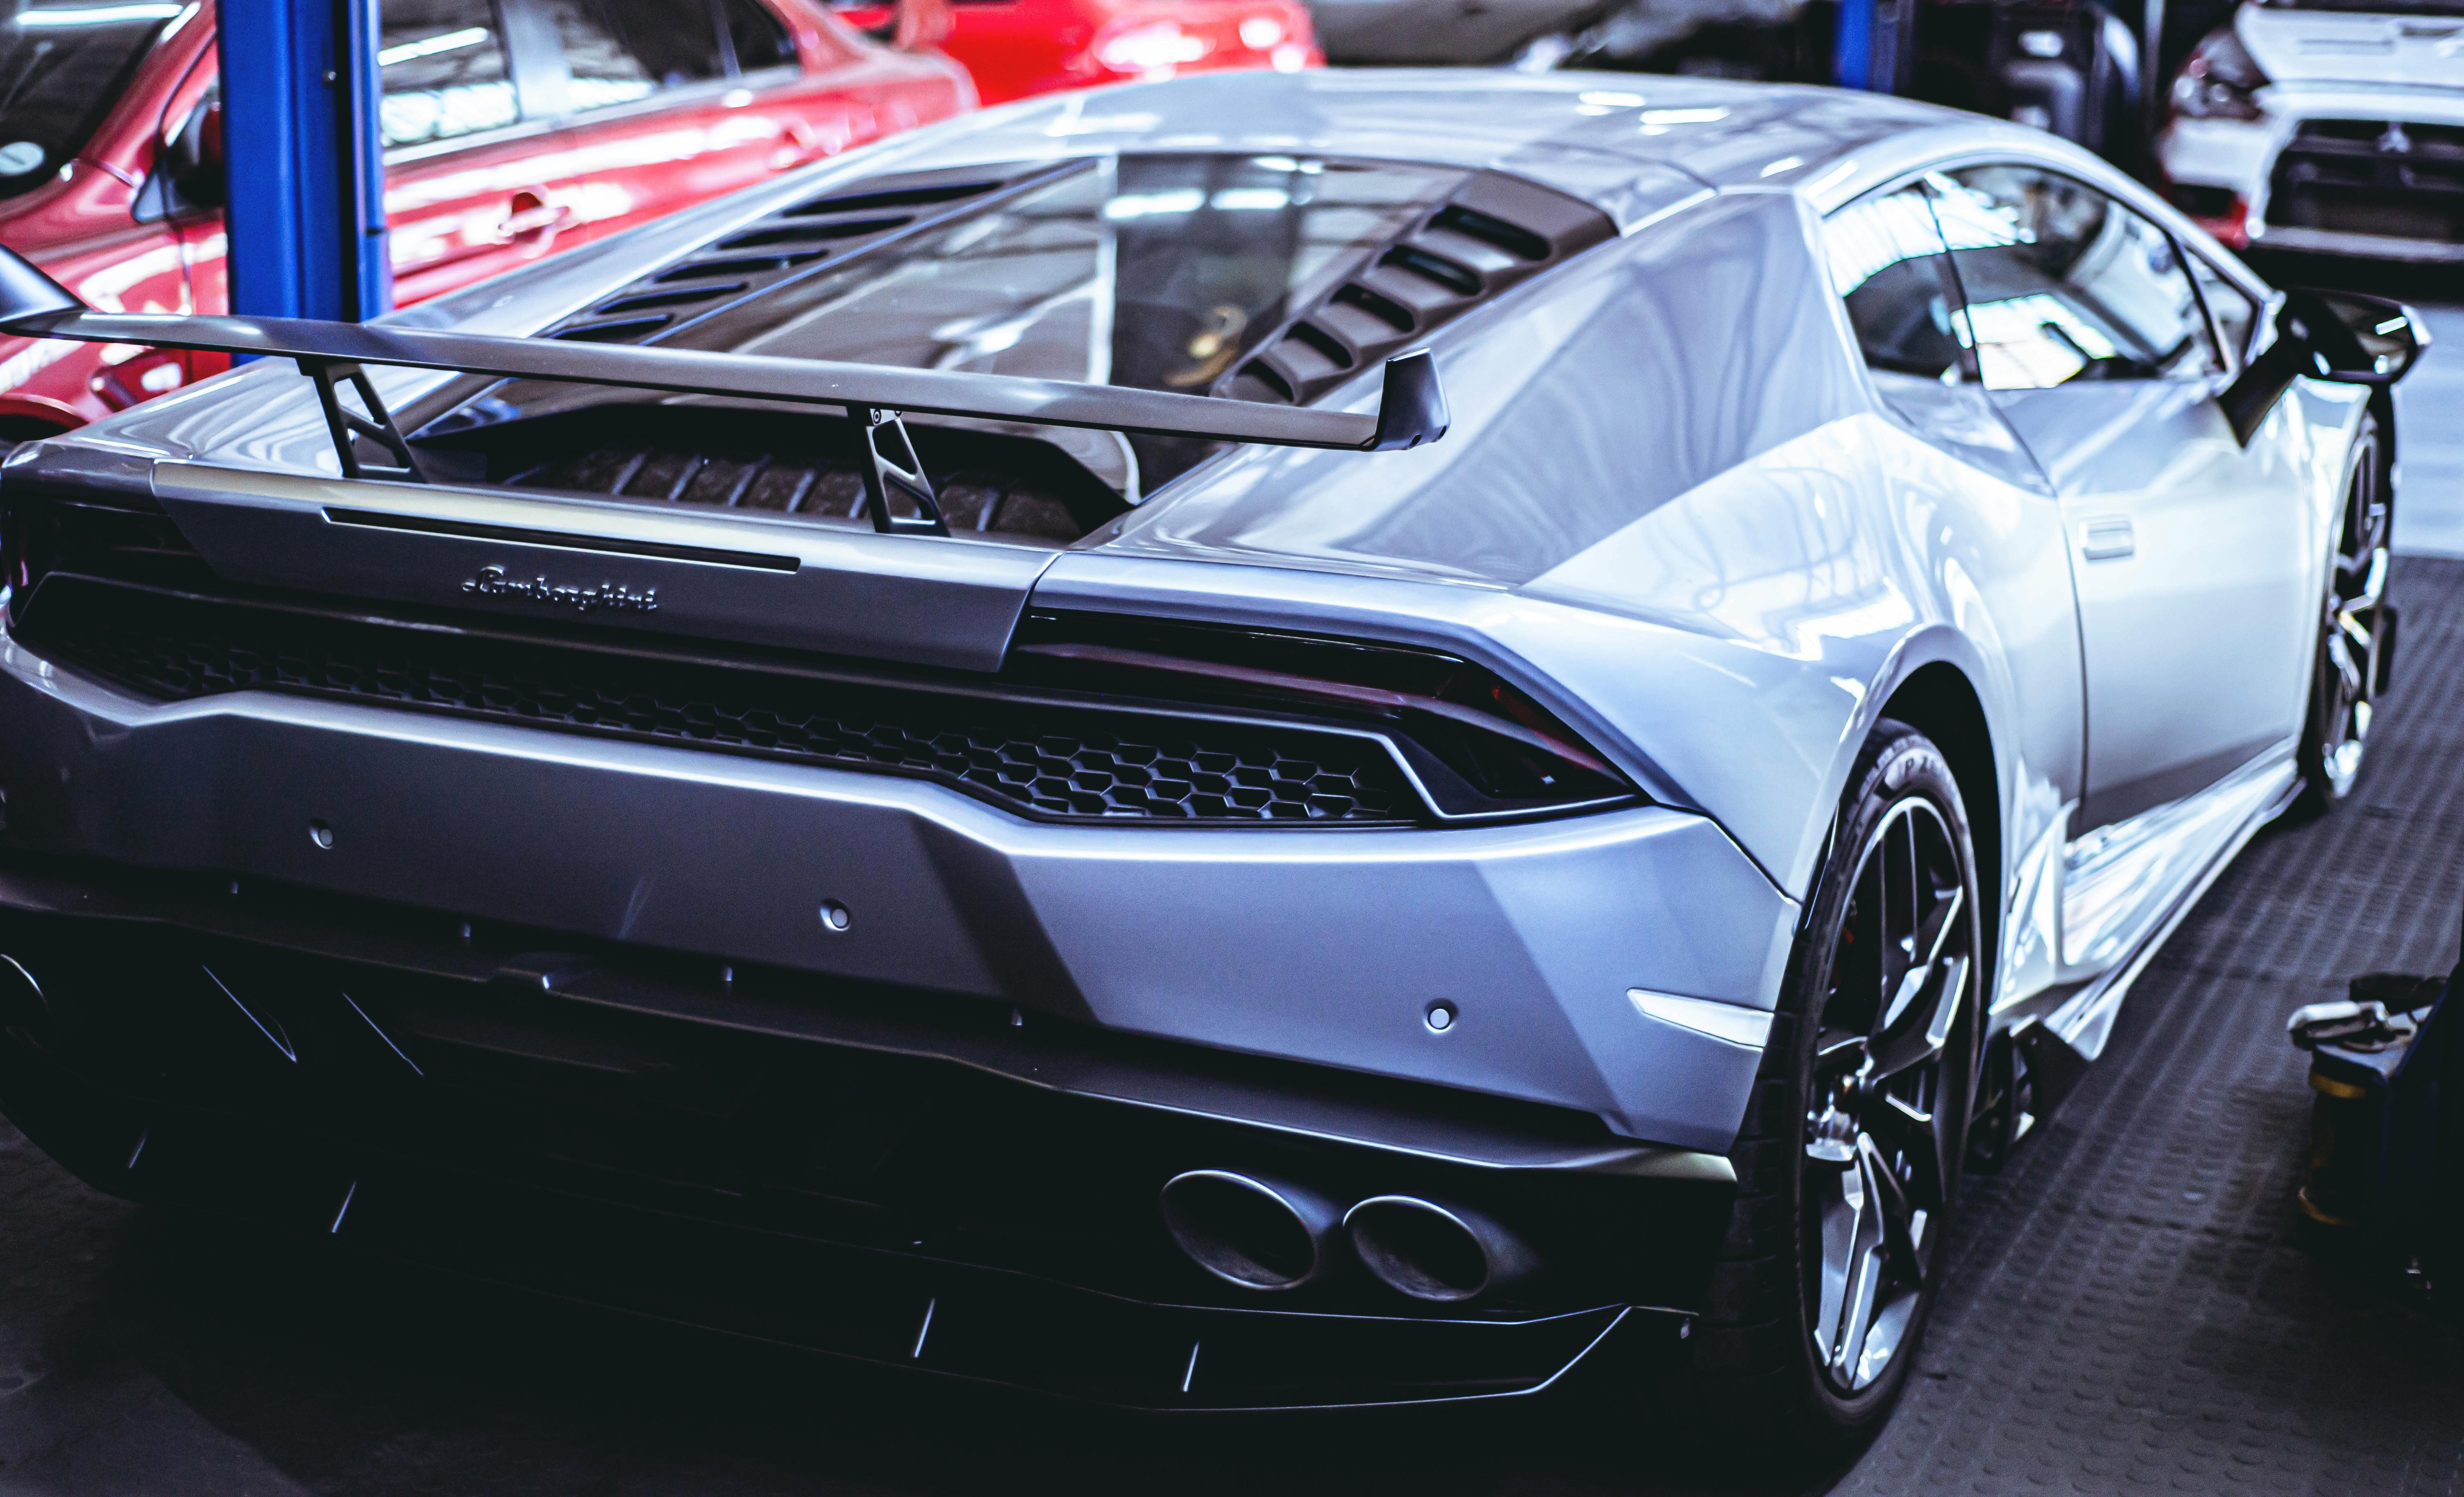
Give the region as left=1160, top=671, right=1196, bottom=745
left=853, top=406, right=948, bottom=538
left=299, top=359, right=427, bottom=484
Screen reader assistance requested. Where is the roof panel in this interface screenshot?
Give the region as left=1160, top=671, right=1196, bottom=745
left=872, top=70, right=1966, bottom=223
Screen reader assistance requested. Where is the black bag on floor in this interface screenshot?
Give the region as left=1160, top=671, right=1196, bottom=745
left=2292, top=965, right=2464, bottom=1301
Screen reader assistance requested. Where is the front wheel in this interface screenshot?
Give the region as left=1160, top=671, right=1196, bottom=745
left=1672, top=720, right=1984, bottom=1458
left=2298, top=415, right=2392, bottom=810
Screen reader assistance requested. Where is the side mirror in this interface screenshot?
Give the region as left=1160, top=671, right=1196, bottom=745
left=2285, top=289, right=2428, bottom=386
left=163, top=99, right=224, bottom=210
left=2220, top=288, right=2427, bottom=444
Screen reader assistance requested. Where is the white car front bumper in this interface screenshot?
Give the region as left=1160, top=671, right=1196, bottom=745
left=2158, top=85, right=2464, bottom=260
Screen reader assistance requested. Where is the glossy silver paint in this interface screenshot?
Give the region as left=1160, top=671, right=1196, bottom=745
left=0, top=72, right=2380, bottom=1156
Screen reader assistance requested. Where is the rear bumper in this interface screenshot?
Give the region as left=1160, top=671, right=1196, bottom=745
left=0, top=854, right=1725, bottom=1409
left=0, top=628, right=1793, bottom=1152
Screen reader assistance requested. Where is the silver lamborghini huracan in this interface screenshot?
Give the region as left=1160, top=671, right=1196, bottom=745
left=0, top=70, right=2422, bottom=1450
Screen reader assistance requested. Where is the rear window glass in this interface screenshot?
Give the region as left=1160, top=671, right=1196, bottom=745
left=0, top=1, right=181, bottom=199
left=654, top=154, right=1466, bottom=489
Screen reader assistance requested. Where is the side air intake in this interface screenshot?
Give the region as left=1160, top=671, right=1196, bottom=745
left=541, top=167, right=1027, bottom=346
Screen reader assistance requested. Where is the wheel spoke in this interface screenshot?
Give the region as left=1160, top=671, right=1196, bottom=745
left=1872, top=952, right=1967, bottom=1082
left=1824, top=1164, right=1886, bottom=1382
left=1809, top=1168, right=1861, bottom=1363
left=1918, top=885, right=1962, bottom=968
left=1864, top=1089, right=1945, bottom=1205
left=1858, top=1131, right=1927, bottom=1286
left=2355, top=546, right=2389, bottom=611
left=1882, top=887, right=1963, bottom=1033
left=2327, top=631, right=2363, bottom=702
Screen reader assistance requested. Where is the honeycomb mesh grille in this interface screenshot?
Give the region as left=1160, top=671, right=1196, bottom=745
left=21, top=583, right=1415, bottom=824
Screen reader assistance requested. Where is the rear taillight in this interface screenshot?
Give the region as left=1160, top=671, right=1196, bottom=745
left=0, top=485, right=204, bottom=630
left=1006, top=611, right=1636, bottom=821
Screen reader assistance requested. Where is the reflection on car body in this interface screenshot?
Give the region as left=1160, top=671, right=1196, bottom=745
left=829, top=0, right=1320, bottom=104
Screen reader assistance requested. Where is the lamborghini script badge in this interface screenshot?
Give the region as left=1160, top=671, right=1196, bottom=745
left=462, top=565, right=659, bottom=614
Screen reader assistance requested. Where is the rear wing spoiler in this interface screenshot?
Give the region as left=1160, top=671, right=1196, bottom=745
left=0, top=246, right=1449, bottom=536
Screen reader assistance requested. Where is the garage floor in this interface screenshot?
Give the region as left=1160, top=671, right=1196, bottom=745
left=4, top=460, right=2464, bottom=1491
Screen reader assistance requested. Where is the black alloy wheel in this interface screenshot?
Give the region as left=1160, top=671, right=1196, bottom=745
left=2299, top=415, right=2391, bottom=810
left=1676, top=720, right=1984, bottom=1456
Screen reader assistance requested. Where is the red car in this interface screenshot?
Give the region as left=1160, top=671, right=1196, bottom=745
left=0, top=0, right=969, bottom=441
left=835, top=0, right=1320, bottom=106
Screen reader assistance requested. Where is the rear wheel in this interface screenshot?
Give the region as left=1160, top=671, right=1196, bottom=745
left=1675, top=720, right=1984, bottom=1457
left=2298, top=415, right=2391, bottom=810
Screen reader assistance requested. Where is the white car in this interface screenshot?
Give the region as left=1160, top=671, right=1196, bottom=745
left=0, top=72, right=2426, bottom=1450
left=2158, top=0, right=2464, bottom=260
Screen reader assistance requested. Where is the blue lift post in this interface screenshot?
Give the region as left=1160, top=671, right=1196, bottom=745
left=1833, top=0, right=1877, bottom=90
left=220, top=0, right=391, bottom=328
left=1832, top=0, right=1911, bottom=94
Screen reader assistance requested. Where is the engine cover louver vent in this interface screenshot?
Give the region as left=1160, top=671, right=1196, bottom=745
left=1221, top=176, right=1615, bottom=409
left=540, top=168, right=1035, bottom=346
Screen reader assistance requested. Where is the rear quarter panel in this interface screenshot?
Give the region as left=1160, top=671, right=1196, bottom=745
left=1095, top=188, right=2087, bottom=922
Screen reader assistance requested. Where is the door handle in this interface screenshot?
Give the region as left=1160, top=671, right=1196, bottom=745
left=768, top=120, right=827, bottom=172
left=2080, top=516, right=2136, bottom=562
left=496, top=191, right=571, bottom=247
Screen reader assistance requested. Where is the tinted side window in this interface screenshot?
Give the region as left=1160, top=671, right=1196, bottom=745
left=544, top=0, right=728, bottom=112
left=379, top=0, right=520, bottom=148
left=721, top=0, right=797, bottom=72
left=2186, top=255, right=2260, bottom=371
left=1823, top=183, right=1972, bottom=383
left=1932, top=165, right=2218, bottom=390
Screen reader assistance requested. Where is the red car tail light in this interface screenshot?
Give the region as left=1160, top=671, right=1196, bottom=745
left=1093, top=18, right=1214, bottom=74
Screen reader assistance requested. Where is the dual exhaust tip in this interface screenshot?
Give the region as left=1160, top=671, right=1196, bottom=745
left=1158, top=1169, right=1534, bottom=1303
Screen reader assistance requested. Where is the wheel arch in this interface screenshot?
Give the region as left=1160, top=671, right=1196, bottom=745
left=0, top=399, right=80, bottom=443
left=1874, top=660, right=2002, bottom=1002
